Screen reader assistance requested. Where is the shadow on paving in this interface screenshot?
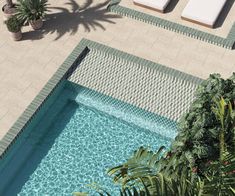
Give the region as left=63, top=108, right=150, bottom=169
left=212, top=0, right=234, bottom=29
left=22, top=0, right=121, bottom=41
left=164, top=0, right=179, bottom=13
left=165, top=0, right=234, bottom=29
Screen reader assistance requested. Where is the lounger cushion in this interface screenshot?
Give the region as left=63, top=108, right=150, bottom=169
left=181, top=0, right=226, bottom=26
left=133, top=0, right=170, bottom=12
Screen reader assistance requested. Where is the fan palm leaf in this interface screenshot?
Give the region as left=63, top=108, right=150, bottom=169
left=16, top=0, right=48, bottom=24
left=107, top=146, right=166, bottom=187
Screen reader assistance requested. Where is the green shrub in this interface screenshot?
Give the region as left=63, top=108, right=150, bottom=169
left=16, top=0, right=48, bottom=24
left=168, top=73, right=235, bottom=177
left=5, top=16, right=21, bottom=32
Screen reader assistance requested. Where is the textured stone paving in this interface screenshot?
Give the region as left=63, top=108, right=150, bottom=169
left=0, top=0, right=235, bottom=139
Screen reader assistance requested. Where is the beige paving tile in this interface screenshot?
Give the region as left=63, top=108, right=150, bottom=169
left=1, top=90, right=30, bottom=110
left=0, top=87, right=10, bottom=100
left=186, top=59, right=209, bottom=79
left=85, top=29, right=114, bottom=45
left=109, top=38, right=136, bottom=54
left=134, top=44, right=161, bottom=62
left=158, top=56, right=173, bottom=68
left=223, top=50, right=235, bottom=63
left=0, top=106, right=8, bottom=120
left=160, top=44, right=182, bottom=61
left=2, top=76, right=31, bottom=94
left=22, top=85, right=41, bottom=103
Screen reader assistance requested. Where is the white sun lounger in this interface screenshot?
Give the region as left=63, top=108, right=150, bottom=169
left=181, top=0, right=227, bottom=28
left=133, top=0, right=171, bottom=13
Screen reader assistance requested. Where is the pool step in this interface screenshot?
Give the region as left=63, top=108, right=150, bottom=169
left=68, top=39, right=203, bottom=121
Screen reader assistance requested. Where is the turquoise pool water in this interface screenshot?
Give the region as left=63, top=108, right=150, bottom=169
left=0, top=83, right=176, bottom=196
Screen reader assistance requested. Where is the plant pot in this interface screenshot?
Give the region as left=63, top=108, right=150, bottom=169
left=2, top=4, right=16, bottom=21
left=10, top=30, right=22, bottom=41
left=29, top=18, right=43, bottom=30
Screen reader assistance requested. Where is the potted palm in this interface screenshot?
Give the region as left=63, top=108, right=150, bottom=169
left=2, top=0, right=16, bottom=20
left=16, top=0, right=48, bottom=30
left=5, top=15, right=22, bottom=41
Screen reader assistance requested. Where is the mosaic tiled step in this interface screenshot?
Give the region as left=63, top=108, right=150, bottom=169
left=107, top=0, right=235, bottom=49
left=68, top=39, right=203, bottom=121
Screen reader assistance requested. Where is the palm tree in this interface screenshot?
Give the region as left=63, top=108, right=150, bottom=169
left=107, top=146, right=202, bottom=196
left=205, top=98, right=235, bottom=195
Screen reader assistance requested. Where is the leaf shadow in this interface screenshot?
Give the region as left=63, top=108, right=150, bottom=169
left=23, top=0, right=121, bottom=40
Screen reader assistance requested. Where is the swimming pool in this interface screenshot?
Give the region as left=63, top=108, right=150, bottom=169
left=0, top=81, right=176, bottom=196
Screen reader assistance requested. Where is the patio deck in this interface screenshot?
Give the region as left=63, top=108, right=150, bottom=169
left=120, top=0, right=235, bottom=37
left=0, top=0, right=235, bottom=140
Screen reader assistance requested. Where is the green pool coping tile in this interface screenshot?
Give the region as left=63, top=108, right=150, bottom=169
left=107, top=0, right=235, bottom=49
left=2, top=136, right=13, bottom=143
left=1, top=140, right=9, bottom=148
left=8, top=128, right=19, bottom=135
left=7, top=133, right=18, bottom=140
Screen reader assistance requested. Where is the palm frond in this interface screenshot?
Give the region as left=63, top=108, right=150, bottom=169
left=107, top=146, right=166, bottom=187
left=203, top=151, right=235, bottom=195
left=16, top=0, right=48, bottom=24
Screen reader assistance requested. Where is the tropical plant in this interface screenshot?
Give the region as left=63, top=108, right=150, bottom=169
left=107, top=146, right=203, bottom=196
left=203, top=152, right=235, bottom=196
left=108, top=146, right=165, bottom=186
left=5, top=15, right=21, bottom=32
left=202, top=98, right=235, bottom=195
left=167, top=73, right=235, bottom=178
left=74, top=147, right=203, bottom=196
left=15, top=0, right=48, bottom=24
